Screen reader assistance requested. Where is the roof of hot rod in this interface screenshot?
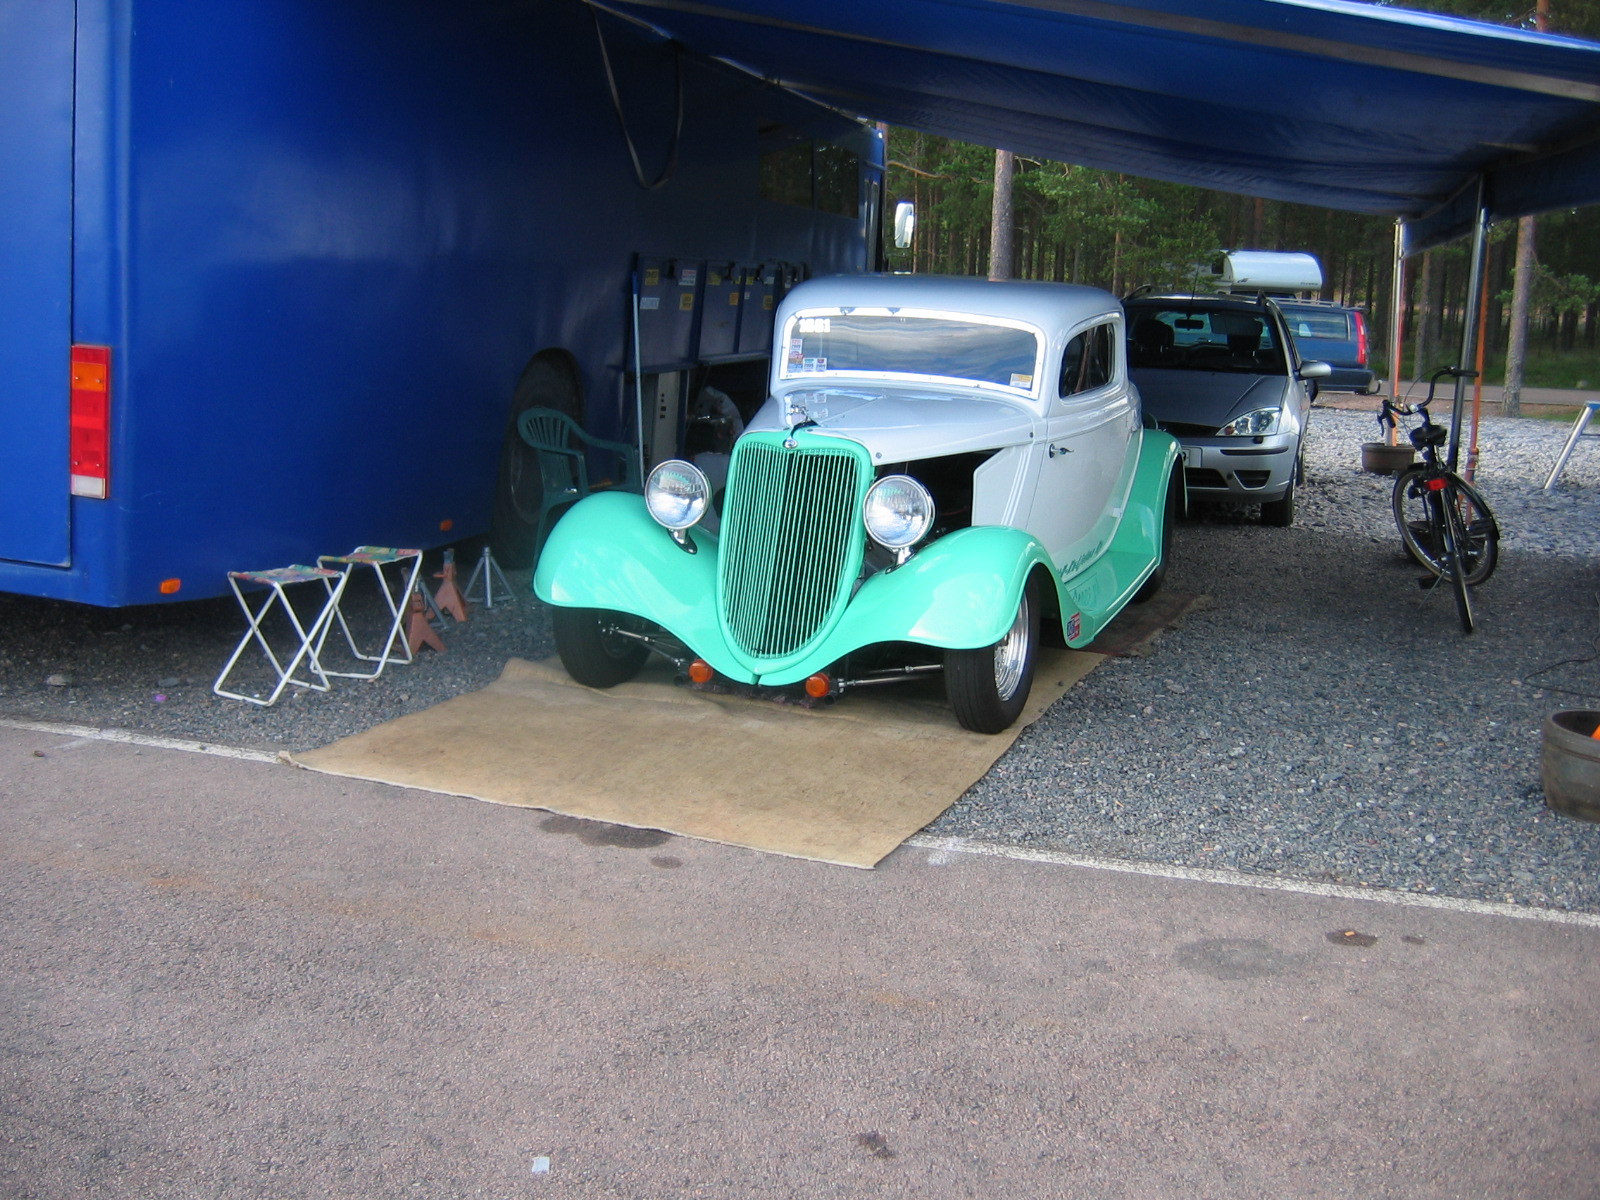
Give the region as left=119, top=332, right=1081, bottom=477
left=774, top=274, right=1125, bottom=343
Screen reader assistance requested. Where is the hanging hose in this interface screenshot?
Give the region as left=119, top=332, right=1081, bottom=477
left=592, top=9, right=684, bottom=191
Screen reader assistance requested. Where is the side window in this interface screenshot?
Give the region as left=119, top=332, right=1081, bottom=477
left=1059, top=322, right=1115, bottom=396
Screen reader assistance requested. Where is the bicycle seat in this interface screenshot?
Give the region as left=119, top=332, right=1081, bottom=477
left=1410, top=423, right=1447, bottom=449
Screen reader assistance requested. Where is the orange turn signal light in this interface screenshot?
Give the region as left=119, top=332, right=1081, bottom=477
left=804, top=673, right=831, bottom=699
left=158, top=578, right=182, bottom=595
left=439, top=518, right=454, bottom=531
left=688, top=659, right=714, bottom=684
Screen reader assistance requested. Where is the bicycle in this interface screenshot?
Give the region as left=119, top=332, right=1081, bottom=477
left=1378, top=366, right=1501, bottom=634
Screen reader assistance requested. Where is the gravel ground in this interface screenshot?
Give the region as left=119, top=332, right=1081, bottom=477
left=2, top=405, right=1598, bottom=910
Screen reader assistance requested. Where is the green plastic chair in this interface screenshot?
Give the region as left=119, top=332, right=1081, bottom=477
left=516, top=408, right=641, bottom=552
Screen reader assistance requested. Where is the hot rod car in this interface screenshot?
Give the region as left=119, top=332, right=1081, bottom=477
left=533, top=274, right=1182, bottom=733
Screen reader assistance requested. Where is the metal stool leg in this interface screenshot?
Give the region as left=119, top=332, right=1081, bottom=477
left=1544, top=402, right=1599, bottom=491
left=314, top=547, right=423, bottom=679
left=214, top=566, right=348, bottom=706
left=463, top=545, right=516, bottom=607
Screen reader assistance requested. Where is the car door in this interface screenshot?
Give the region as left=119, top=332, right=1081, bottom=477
left=1269, top=305, right=1315, bottom=426
left=1024, top=317, right=1138, bottom=573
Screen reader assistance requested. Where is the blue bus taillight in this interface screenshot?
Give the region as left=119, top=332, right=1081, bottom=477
left=70, top=345, right=111, bottom=499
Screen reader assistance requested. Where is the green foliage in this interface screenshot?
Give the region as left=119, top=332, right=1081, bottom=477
left=883, top=129, right=1393, bottom=304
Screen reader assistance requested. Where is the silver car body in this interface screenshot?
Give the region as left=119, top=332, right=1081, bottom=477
left=1124, top=293, right=1328, bottom=514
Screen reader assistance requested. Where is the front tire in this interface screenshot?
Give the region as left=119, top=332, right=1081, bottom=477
left=1260, top=458, right=1298, bottom=527
left=552, top=606, right=649, bottom=688
left=946, top=576, right=1040, bottom=734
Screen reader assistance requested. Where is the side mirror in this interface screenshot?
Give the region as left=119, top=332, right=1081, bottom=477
left=893, top=201, right=916, bottom=249
left=1299, top=360, right=1333, bottom=380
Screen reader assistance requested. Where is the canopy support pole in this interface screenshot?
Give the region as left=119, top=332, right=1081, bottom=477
left=1388, top=219, right=1405, bottom=429
left=1448, top=181, right=1488, bottom=472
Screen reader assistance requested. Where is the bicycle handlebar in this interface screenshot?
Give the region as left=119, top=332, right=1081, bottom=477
left=1381, top=366, right=1479, bottom=425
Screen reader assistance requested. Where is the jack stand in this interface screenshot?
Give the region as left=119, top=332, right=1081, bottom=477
left=463, top=545, right=515, bottom=608
left=432, top=548, right=470, bottom=623
left=406, top=588, right=446, bottom=654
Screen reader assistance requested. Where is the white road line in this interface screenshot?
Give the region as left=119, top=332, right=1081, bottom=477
left=906, top=834, right=1600, bottom=928
left=0, top=718, right=282, bottom=764
left=4, top=715, right=1595, bottom=927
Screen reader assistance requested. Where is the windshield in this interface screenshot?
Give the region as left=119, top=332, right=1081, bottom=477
left=1281, top=307, right=1351, bottom=340
left=1127, top=305, right=1285, bottom=375
left=781, top=311, right=1042, bottom=392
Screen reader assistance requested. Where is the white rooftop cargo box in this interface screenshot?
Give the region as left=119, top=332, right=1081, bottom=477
left=1210, top=251, right=1324, bottom=295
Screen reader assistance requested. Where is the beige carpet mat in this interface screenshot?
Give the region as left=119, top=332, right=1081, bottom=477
left=291, top=650, right=1102, bottom=869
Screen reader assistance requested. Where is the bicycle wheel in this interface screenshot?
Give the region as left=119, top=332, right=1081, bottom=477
left=1437, top=489, right=1476, bottom=634
left=1391, top=467, right=1500, bottom=585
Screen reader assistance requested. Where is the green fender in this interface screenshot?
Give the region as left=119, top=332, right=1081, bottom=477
left=825, top=526, right=1053, bottom=651
left=1053, top=426, right=1182, bottom=647
left=532, top=490, right=747, bottom=673
left=534, top=428, right=1182, bottom=683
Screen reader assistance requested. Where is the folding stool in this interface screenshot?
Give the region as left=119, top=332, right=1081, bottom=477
left=213, top=565, right=350, bottom=706
left=1543, top=400, right=1600, bottom=491
left=314, top=546, right=424, bottom=679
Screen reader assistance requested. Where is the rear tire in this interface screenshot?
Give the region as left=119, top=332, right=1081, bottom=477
left=1437, top=493, right=1476, bottom=635
left=1392, top=467, right=1498, bottom=585
left=490, top=356, right=582, bottom=569
left=552, top=606, right=649, bottom=688
left=946, top=576, right=1040, bottom=734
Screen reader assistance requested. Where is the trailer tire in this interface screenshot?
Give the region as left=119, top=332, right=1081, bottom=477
left=491, top=355, right=582, bottom=570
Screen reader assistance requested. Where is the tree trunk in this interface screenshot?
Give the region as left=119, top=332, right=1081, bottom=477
left=1504, top=215, right=1536, bottom=418
left=989, top=149, right=1014, bottom=281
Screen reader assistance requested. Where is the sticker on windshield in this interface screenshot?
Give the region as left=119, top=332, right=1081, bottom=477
left=1009, top=373, right=1033, bottom=389
left=787, top=338, right=804, bottom=366
left=798, top=357, right=827, bottom=373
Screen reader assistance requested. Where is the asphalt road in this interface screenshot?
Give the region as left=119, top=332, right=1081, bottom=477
left=3, top=724, right=1598, bottom=1199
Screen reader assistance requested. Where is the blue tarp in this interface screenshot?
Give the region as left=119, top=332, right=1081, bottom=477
left=596, top=0, right=1600, bottom=240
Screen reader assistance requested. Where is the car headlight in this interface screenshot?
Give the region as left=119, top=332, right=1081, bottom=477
left=1216, top=408, right=1281, bottom=436
left=863, top=475, right=934, bottom=550
left=644, top=460, right=710, bottom=531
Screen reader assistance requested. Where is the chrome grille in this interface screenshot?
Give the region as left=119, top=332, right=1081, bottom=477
left=718, top=438, right=864, bottom=661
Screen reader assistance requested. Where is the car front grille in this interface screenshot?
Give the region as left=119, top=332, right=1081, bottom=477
left=718, top=435, right=867, bottom=661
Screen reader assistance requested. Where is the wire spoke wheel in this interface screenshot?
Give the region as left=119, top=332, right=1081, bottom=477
left=1391, top=466, right=1499, bottom=586
left=945, top=576, right=1040, bottom=734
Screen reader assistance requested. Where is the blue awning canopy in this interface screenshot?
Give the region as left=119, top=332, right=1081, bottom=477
left=595, top=0, right=1600, bottom=243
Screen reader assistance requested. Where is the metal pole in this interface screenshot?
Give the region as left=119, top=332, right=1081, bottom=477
left=631, top=263, right=648, bottom=483
left=1388, top=218, right=1405, bottom=443
left=1449, top=183, right=1488, bottom=472
left=1467, top=257, right=1490, bottom=481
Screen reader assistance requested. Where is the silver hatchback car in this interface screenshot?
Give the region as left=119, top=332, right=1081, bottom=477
left=1123, top=292, right=1331, bottom=526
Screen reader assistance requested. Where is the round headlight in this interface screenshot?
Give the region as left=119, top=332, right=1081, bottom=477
left=863, top=475, right=934, bottom=550
left=645, top=460, right=710, bottom=531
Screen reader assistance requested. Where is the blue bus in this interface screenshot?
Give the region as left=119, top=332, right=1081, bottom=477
left=0, top=0, right=884, bottom=605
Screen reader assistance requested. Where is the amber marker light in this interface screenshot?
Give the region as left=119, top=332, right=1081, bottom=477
left=688, top=659, right=714, bottom=684
left=158, top=579, right=182, bottom=595
left=439, top=518, right=454, bottom=531
left=804, top=673, right=831, bottom=699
